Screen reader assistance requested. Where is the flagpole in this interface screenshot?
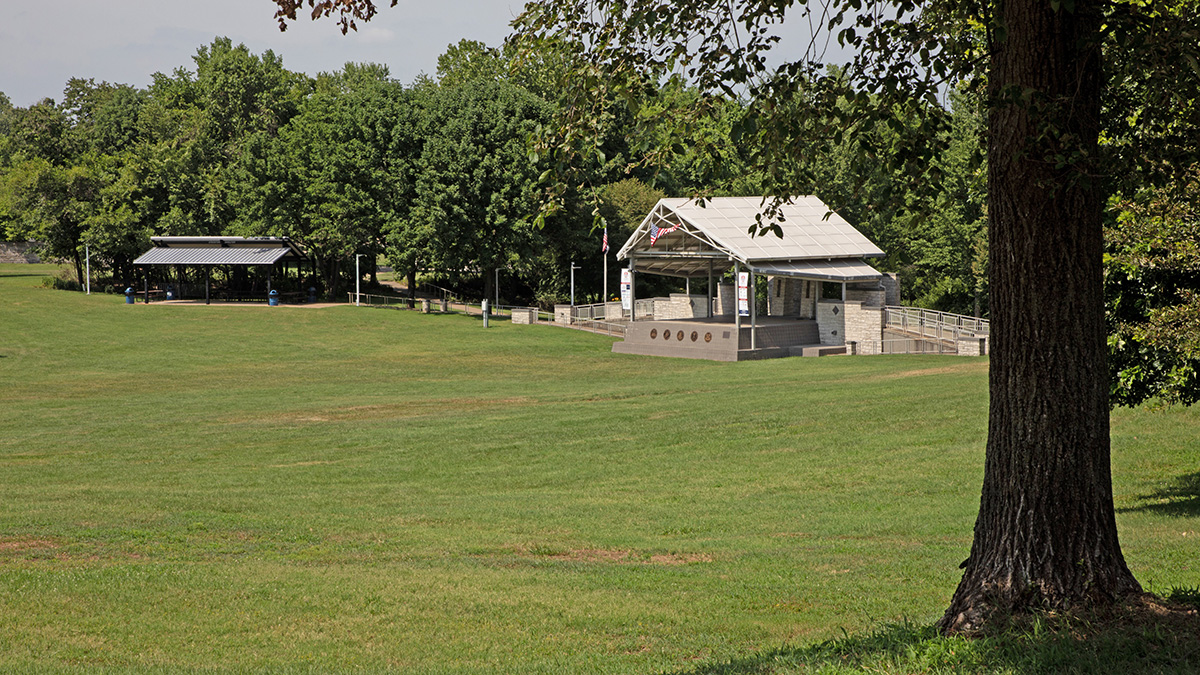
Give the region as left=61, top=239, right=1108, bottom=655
left=601, top=226, right=609, bottom=308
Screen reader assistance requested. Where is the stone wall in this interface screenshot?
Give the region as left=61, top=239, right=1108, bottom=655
left=881, top=273, right=901, bottom=306
left=511, top=308, right=538, bottom=324
left=652, top=294, right=708, bottom=320
left=766, top=277, right=819, bottom=317
left=554, top=304, right=572, bottom=325
left=817, top=301, right=845, bottom=345
left=715, top=283, right=735, bottom=316
left=846, top=285, right=886, bottom=308
left=844, top=302, right=885, bottom=355
left=0, top=242, right=41, bottom=263
left=957, top=336, right=989, bottom=356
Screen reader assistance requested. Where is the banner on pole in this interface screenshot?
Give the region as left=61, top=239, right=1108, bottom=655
left=620, top=268, right=632, bottom=311
left=737, top=271, right=750, bottom=317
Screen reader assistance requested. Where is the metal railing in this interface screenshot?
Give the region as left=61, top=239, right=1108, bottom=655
left=350, top=292, right=444, bottom=309
left=496, top=304, right=555, bottom=323
left=570, top=318, right=627, bottom=337
left=883, top=306, right=989, bottom=343
left=416, top=281, right=461, bottom=304
left=849, top=338, right=960, bottom=355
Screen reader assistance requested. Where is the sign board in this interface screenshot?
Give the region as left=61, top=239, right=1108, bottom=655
left=620, top=268, right=632, bottom=311
left=737, top=271, right=750, bottom=317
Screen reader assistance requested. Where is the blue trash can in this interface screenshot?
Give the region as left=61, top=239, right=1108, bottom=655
left=268, top=289, right=279, bottom=307
left=125, top=287, right=135, bottom=304
left=307, top=287, right=317, bottom=303
left=165, top=285, right=175, bottom=301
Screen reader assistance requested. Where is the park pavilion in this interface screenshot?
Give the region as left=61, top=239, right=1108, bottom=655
left=132, top=236, right=310, bottom=304
left=609, top=196, right=901, bottom=360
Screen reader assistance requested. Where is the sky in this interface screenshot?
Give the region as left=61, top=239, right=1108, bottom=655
left=1, top=0, right=529, bottom=107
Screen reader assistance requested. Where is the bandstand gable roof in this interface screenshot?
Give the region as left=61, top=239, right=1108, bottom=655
left=134, top=237, right=306, bottom=266
left=616, top=196, right=885, bottom=279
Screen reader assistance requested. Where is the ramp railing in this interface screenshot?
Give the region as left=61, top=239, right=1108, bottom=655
left=883, top=306, right=989, bottom=343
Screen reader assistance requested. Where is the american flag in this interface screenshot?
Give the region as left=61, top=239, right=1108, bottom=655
left=649, top=222, right=680, bottom=246
left=602, top=227, right=609, bottom=253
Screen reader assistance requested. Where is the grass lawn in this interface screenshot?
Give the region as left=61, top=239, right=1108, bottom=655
left=1, top=264, right=1197, bottom=673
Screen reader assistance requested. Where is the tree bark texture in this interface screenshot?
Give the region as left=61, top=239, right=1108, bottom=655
left=940, top=0, right=1142, bottom=633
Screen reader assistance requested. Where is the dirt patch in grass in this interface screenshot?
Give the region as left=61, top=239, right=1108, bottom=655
left=268, top=460, right=341, bottom=468
left=1096, top=593, right=1200, bottom=636
left=0, top=538, right=58, bottom=552
left=512, top=546, right=712, bottom=565
left=228, top=397, right=538, bottom=425
left=877, top=362, right=988, bottom=380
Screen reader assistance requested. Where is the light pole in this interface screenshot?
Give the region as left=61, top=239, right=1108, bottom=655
left=570, top=261, right=582, bottom=306
left=355, top=254, right=363, bottom=306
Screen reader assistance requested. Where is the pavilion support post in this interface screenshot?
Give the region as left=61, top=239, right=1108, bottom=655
left=734, top=261, right=741, bottom=338
left=629, top=259, right=636, bottom=322
left=707, top=261, right=713, bottom=318
left=750, top=269, right=757, bottom=351
left=143, top=275, right=149, bottom=304
left=267, top=266, right=272, bottom=296
left=841, top=281, right=847, bottom=302
left=205, top=266, right=211, bottom=305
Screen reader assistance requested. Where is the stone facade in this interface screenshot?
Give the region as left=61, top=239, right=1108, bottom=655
left=817, top=301, right=846, bottom=345
left=714, top=283, right=735, bottom=316
left=881, top=273, right=901, bottom=306
left=766, top=277, right=820, bottom=317
left=844, top=301, right=885, bottom=355
left=0, top=242, right=40, bottom=263
left=652, top=294, right=708, bottom=320
left=957, top=336, right=989, bottom=356
left=554, top=304, right=572, bottom=325
left=846, top=285, right=886, bottom=307
left=511, top=308, right=538, bottom=324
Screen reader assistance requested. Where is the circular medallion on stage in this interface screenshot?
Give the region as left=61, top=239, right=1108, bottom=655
left=650, top=329, right=657, bottom=339
left=704, top=332, right=712, bottom=342
left=691, top=331, right=698, bottom=342
left=663, top=330, right=671, bottom=340
left=676, top=331, right=684, bottom=341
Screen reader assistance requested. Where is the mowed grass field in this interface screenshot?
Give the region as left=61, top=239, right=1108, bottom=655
left=1, top=264, right=1197, bottom=673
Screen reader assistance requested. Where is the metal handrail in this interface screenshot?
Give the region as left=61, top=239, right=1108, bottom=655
left=850, top=337, right=961, bottom=355
left=883, top=306, right=989, bottom=343
left=571, top=318, right=626, bottom=337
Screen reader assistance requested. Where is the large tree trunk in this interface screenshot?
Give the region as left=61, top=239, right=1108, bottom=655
left=940, top=0, right=1141, bottom=633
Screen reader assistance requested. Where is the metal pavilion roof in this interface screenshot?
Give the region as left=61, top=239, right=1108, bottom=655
left=134, top=237, right=307, bottom=266
left=616, top=196, right=884, bottom=280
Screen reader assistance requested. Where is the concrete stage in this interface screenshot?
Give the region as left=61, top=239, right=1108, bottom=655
left=611, top=316, right=843, bottom=361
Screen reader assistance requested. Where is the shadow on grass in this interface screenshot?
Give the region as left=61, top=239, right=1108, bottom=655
left=671, top=594, right=1200, bottom=674
left=1120, top=472, right=1200, bottom=518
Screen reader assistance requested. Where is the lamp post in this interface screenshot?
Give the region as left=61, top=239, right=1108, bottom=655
left=355, top=254, right=363, bottom=306
left=570, top=261, right=582, bottom=306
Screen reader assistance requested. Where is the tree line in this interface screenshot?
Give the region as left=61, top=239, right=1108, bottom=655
left=2, top=36, right=996, bottom=310
left=1, top=29, right=1195, bottom=407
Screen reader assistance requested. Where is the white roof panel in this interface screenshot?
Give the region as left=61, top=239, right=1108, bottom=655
left=620, top=196, right=884, bottom=264
left=753, top=258, right=884, bottom=282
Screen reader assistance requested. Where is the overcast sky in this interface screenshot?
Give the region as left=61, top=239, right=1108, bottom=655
left=2, top=1, right=850, bottom=109
left=1, top=0, right=528, bottom=107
